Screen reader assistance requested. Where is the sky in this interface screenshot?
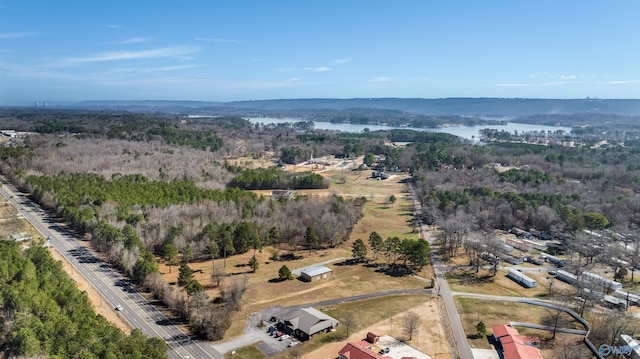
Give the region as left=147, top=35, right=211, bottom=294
left=0, top=0, right=639, bottom=105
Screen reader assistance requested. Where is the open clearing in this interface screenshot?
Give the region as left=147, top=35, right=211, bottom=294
left=224, top=295, right=452, bottom=359
left=158, top=164, right=435, bottom=341
left=446, top=266, right=575, bottom=298
left=455, top=297, right=584, bottom=353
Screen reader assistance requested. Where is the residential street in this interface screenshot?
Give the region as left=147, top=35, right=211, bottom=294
left=411, top=185, right=473, bottom=359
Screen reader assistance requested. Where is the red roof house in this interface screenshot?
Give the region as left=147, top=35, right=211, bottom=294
left=338, top=340, right=392, bottom=359
left=492, top=325, right=543, bottom=359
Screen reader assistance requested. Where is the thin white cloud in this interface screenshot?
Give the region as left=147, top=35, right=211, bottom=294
left=108, top=65, right=196, bottom=73
left=559, top=75, right=577, bottom=80
left=370, top=76, right=393, bottom=82
left=277, top=68, right=296, bottom=73
left=331, top=58, right=350, bottom=65
left=60, top=47, right=199, bottom=65
left=285, top=78, right=301, bottom=82
left=194, top=37, right=242, bottom=43
left=107, top=25, right=125, bottom=29
left=607, top=80, right=640, bottom=84
left=93, top=75, right=208, bottom=86
left=0, top=32, right=43, bottom=39
left=306, top=66, right=331, bottom=72
left=541, top=81, right=583, bottom=86
left=0, top=61, right=84, bottom=81
left=496, top=83, right=528, bottom=87
left=107, top=37, right=151, bottom=45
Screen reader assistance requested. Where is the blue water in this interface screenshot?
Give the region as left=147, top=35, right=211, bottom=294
left=246, top=117, right=572, bottom=141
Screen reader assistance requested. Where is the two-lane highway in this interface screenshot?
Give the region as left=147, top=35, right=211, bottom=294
left=0, top=178, right=220, bottom=359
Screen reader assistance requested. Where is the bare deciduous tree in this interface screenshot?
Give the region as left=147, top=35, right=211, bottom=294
left=222, top=275, right=247, bottom=311
left=341, top=312, right=356, bottom=337
left=402, top=311, right=421, bottom=341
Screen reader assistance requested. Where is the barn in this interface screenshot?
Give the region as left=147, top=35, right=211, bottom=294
left=300, top=266, right=332, bottom=282
left=282, top=307, right=339, bottom=341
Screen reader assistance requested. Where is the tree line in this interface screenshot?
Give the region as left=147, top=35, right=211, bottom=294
left=351, top=231, right=431, bottom=273
left=228, top=167, right=328, bottom=190
left=0, top=241, right=167, bottom=358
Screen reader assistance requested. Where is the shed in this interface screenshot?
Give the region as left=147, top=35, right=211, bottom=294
left=366, top=332, right=380, bottom=344
left=300, top=265, right=332, bottom=282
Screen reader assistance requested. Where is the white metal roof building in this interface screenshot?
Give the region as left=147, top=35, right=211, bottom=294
left=507, top=268, right=538, bottom=288
left=620, top=334, right=640, bottom=359
left=299, top=265, right=332, bottom=282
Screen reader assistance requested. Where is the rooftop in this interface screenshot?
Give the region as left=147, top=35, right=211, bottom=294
left=301, top=265, right=332, bottom=277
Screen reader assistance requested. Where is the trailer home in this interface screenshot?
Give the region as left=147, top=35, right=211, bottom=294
left=581, top=271, right=623, bottom=291
left=507, top=268, right=538, bottom=288
left=613, top=290, right=640, bottom=306
left=555, top=270, right=578, bottom=285
left=540, top=253, right=565, bottom=267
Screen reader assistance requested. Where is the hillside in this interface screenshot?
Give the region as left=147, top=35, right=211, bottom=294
left=41, top=97, right=640, bottom=117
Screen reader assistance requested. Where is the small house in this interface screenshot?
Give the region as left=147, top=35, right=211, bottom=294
left=338, top=340, right=392, bottom=359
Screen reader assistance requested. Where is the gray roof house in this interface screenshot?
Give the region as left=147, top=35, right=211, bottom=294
left=282, top=307, right=339, bottom=340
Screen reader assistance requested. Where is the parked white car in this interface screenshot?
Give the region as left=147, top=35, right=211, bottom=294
left=279, top=334, right=290, bottom=341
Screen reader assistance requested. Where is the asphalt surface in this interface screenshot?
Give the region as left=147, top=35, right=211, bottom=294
left=411, top=185, right=474, bottom=359
left=0, top=178, right=219, bottom=359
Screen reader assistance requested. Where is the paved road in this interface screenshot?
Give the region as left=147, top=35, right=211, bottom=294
left=410, top=185, right=473, bottom=359
left=508, top=322, right=587, bottom=335
left=449, top=291, right=551, bottom=302
left=0, top=178, right=219, bottom=359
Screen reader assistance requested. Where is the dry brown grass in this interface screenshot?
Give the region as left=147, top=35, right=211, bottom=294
left=167, top=246, right=431, bottom=339
left=445, top=255, right=575, bottom=298
left=158, top=165, right=437, bottom=342
left=299, top=296, right=452, bottom=359
left=0, top=201, right=45, bottom=241
left=455, top=297, right=582, bottom=350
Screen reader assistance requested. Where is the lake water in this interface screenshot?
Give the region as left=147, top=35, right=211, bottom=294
left=246, top=117, right=572, bottom=141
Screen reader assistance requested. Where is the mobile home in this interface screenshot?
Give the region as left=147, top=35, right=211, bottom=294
left=507, top=268, right=538, bottom=288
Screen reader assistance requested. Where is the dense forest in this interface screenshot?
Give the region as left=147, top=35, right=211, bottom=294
left=0, top=241, right=167, bottom=358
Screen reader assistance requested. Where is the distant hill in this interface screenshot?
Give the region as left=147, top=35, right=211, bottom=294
left=60, top=98, right=640, bottom=117
left=220, top=98, right=640, bottom=117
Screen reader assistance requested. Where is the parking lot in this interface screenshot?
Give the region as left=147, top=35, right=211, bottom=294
left=255, top=319, right=299, bottom=356
left=374, top=335, right=432, bottom=359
